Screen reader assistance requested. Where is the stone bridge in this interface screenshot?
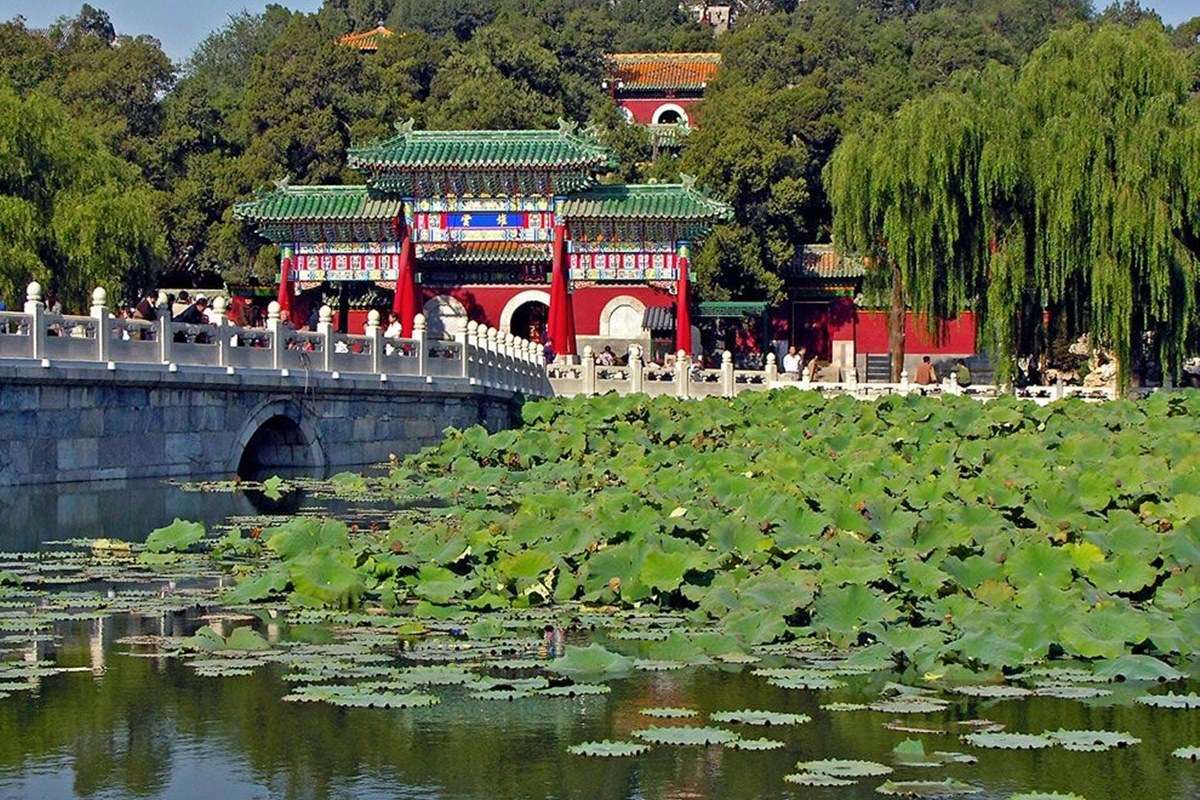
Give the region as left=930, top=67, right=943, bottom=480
left=0, top=283, right=548, bottom=486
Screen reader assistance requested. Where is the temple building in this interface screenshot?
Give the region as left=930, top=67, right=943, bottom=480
left=234, top=122, right=731, bottom=360
left=337, top=24, right=395, bottom=51
left=603, top=53, right=720, bottom=151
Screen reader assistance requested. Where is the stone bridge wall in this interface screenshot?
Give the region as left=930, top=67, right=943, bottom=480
left=0, top=362, right=521, bottom=486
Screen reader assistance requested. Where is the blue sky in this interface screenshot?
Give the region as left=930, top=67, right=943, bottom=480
left=4, top=0, right=1197, bottom=62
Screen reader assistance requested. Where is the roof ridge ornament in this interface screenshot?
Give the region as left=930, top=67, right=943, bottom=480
left=557, top=117, right=579, bottom=135
left=679, top=173, right=697, bottom=190
left=272, top=176, right=291, bottom=192
left=393, top=117, right=416, bottom=135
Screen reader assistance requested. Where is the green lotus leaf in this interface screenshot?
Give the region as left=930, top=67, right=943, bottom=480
left=496, top=550, right=555, bottom=583
left=632, top=726, right=740, bottom=745
left=632, top=659, right=687, bottom=671
left=869, top=698, right=949, bottom=714
left=1006, top=794, right=1086, bottom=800
left=288, top=551, right=365, bottom=609
left=181, top=625, right=225, bottom=652
left=261, top=474, right=286, bottom=499
left=470, top=689, right=533, bottom=701
left=397, top=665, right=476, bottom=685
left=796, top=758, right=893, bottom=777
left=1092, top=655, right=1183, bottom=682
left=143, top=519, right=206, bottom=553
left=949, top=684, right=1032, bottom=699
left=567, top=740, right=649, bottom=757
left=329, top=471, right=368, bottom=495
left=728, top=737, right=786, bottom=751
left=548, top=644, right=633, bottom=678
left=784, top=772, right=855, bottom=786
left=962, top=732, right=1054, bottom=750
left=538, top=683, right=611, bottom=697
left=640, top=707, right=699, bottom=718
left=1044, top=729, right=1140, bottom=751
left=821, top=702, right=870, bottom=712
left=411, top=565, right=472, bottom=605
left=223, top=627, right=270, bottom=652
left=1171, top=746, right=1200, bottom=760
left=709, top=709, right=811, bottom=726
left=876, top=779, right=980, bottom=796
left=813, top=584, right=900, bottom=646
left=1005, top=541, right=1074, bottom=590
left=639, top=550, right=692, bottom=592
left=1134, top=692, right=1200, bottom=709
left=325, top=691, right=439, bottom=708
left=266, top=518, right=349, bottom=561
left=893, top=738, right=928, bottom=760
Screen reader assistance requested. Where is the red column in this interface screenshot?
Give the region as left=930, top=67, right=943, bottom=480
left=675, top=250, right=692, bottom=355
left=277, top=246, right=294, bottom=318
left=393, top=228, right=420, bottom=335
left=546, top=224, right=577, bottom=357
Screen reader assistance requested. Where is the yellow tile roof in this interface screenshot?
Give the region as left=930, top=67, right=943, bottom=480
left=606, top=53, right=721, bottom=91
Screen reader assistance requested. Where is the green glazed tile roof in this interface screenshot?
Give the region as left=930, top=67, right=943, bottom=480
left=418, top=242, right=551, bottom=263
left=349, top=126, right=616, bottom=172
left=233, top=184, right=402, bottom=223
left=556, top=182, right=732, bottom=222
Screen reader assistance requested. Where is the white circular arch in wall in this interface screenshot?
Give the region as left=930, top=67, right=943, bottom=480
left=498, top=289, right=551, bottom=334
left=423, top=294, right=468, bottom=340
left=598, top=295, right=648, bottom=338
left=652, top=103, right=689, bottom=126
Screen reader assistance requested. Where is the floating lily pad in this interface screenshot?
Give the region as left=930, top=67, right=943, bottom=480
left=567, top=740, right=650, bottom=757
left=1135, top=692, right=1200, bottom=709
left=876, top=778, right=980, bottom=796
left=1045, top=729, right=1140, bottom=751
left=784, top=772, right=856, bottom=787
left=632, top=659, right=687, bottom=671
left=539, top=683, right=611, bottom=697
left=962, top=732, right=1054, bottom=750
left=710, top=709, right=811, bottom=726
left=1006, top=794, right=1086, bottom=800
left=821, top=702, right=871, bottom=712
left=870, top=699, right=949, bottom=714
left=1171, top=746, right=1200, bottom=760
left=950, top=684, right=1032, bottom=699
left=470, top=689, right=533, bottom=701
left=728, top=737, right=786, bottom=751
left=640, top=707, right=699, bottom=718
left=632, top=726, right=740, bottom=746
left=796, top=758, right=893, bottom=777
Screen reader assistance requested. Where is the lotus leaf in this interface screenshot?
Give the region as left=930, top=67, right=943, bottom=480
left=1134, top=692, right=1200, bottom=709
left=548, top=644, right=633, bottom=678
left=1044, top=729, right=1140, bottom=751
left=1172, top=746, right=1200, bottom=760
left=709, top=709, right=811, bottom=726
left=877, top=779, right=980, bottom=796
left=821, top=702, right=871, bottom=711
left=223, top=627, right=270, bottom=652
left=1006, top=795, right=1086, bottom=800
left=143, top=519, right=205, bottom=553
left=784, top=772, right=855, bottom=786
left=796, top=758, right=893, bottom=777
left=728, top=737, right=786, bottom=751
left=1093, top=655, right=1183, bottom=682
left=538, top=683, right=610, bottom=697
left=641, top=707, right=699, bottom=718
left=961, top=732, right=1054, bottom=750
left=567, top=740, right=649, bottom=757
left=631, top=726, right=740, bottom=745
left=950, top=684, right=1032, bottom=699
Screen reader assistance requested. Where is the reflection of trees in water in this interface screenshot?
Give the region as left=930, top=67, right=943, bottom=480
left=0, top=617, right=1195, bottom=800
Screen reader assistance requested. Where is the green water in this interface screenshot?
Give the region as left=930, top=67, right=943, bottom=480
left=0, top=479, right=1197, bottom=800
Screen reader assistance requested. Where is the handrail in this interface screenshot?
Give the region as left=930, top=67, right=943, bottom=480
left=0, top=281, right=552, bottom=397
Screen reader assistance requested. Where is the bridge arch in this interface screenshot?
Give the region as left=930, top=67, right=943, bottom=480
left=232, top=398, right=327, bottom=476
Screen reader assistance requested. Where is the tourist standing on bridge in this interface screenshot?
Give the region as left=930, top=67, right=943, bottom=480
left=171, top=291, right=191, bottom=319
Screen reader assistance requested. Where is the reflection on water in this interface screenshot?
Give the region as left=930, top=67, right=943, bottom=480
left=0, top=481, right=1198, bottom=800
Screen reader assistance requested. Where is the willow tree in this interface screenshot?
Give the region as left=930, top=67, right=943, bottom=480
left=825, top=72, right=1003, bottom=381
left=827, top=23, right=1200, bottom=386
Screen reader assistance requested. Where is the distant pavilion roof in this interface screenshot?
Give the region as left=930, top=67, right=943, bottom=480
left=605, top=53, right=721, bottom=92
left=786, top=244, right=867, bottom=280
left=233, top=184, right=401, bottom=224
left=338, top=25, right=395, bottom=52
left=348, top=125, right=616, bottom=173
left=556, top=182, right=731, bottom=222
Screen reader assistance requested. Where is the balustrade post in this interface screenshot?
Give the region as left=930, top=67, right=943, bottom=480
left=212, top=296, right=231, bottom=368
left=486, top=327, right=500, bottom=387
left=465, top=321, right=479, bottom=382
left=764, top=352, right=778, bottom=386
left=722, top=350, right=735, bottom=398
left=157, top=291, right=173, bottom=365
left=413, top=314, right=428, bottom=377
left=946, top=370, right=960, bottom=396
left=266, top=301, right=282, bottom=370
left=24, top=282, right=46, bottom=360
left=504, top=333, right=517, bottom=390
left=364, top=309, right=382, bottom=375
left=899, top=369, right=910, bottom=395
left=89, top=287, right=110, bottom=363
left=1053, top=377, right=1064, bottom=402
left=629, top=344, right=644, bottom=395
left=800, top=361, right=812, bottom=389
left=676, top=350, right=690, bottom=399
left=582, top=345, right=597, bottom=396
left=316, top=305, right=334, bottom=372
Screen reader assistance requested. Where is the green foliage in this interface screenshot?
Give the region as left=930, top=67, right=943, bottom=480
left=142, top=519, right=206, bottom=553
left=214, top=390, right=1200, bottom=678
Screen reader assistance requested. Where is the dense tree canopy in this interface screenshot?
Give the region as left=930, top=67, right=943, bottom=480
left=0, top=0, right=1195, bottom=335
left=828, top=23, right=1200, bottom=385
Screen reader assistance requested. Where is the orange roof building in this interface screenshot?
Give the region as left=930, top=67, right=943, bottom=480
left=337, top=24, right=395, bottom=52
left=602, top=53, right=721, bottom=147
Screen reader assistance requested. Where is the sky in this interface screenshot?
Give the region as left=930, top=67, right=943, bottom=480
left=3, top=0, right=1197, bottom=62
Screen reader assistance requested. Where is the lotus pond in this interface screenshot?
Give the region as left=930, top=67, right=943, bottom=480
left=1, top=391, right=1199, bottom=800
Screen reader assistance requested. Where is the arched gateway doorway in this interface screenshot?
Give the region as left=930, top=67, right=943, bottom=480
left=499, top=290, right=551, bottom=341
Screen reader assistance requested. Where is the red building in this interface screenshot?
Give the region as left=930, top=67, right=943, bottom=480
left=234, top=124, right=731, bottom=359
left=603, top=53, right=720, bottom=149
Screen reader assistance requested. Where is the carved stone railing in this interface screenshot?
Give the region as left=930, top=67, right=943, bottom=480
left=0, top=282, right=552, bottom=397
left=551, top=347, right=1126, bottom=404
